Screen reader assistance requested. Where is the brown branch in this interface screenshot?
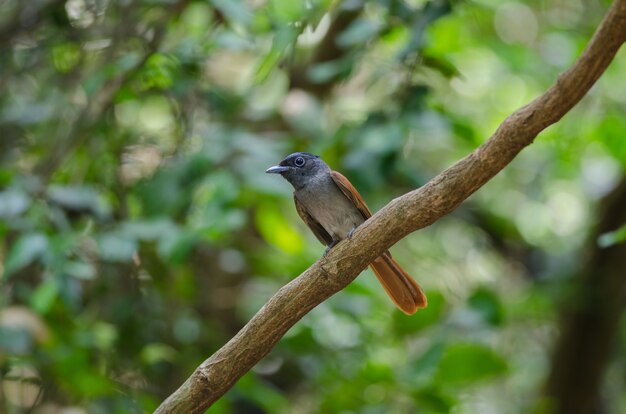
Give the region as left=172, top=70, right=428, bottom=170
left=155, top=1, right=626, bottom=413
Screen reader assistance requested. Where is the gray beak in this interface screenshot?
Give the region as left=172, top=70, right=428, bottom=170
left=265, top=165, right=290, bottom=174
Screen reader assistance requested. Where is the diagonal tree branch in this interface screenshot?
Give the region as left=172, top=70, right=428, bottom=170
left=155, top=1, right=626, bottom=413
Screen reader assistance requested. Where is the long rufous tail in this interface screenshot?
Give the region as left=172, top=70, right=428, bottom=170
left=369, top=252, right=427, bottom=315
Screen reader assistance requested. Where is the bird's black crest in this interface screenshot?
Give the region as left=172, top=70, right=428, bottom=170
left=279, top=152, right=320, bottom=166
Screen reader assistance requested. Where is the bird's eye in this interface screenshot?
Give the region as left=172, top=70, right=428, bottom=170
left=294, top=157, right=305, bottom=167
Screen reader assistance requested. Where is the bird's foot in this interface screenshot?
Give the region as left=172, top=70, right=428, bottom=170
left=346, top=227, right=357, bottom=239
left=323, top=240, right=338, bottom=257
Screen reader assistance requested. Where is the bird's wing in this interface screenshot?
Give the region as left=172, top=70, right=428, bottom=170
left=330, top=171, right=372, bottom=220
left=294, top=193, right=334, bottom=246
left=331, top=171, right=427, bottom=314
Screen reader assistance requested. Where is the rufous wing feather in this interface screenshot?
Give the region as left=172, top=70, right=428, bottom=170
left=324, top=170, right=426, bottom=314
left=369, top=252, right=427, bottom=315
left=330, top=171, right=372, bottom=220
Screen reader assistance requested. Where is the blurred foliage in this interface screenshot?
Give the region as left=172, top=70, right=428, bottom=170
left=0, top=0, right=625, bottom=413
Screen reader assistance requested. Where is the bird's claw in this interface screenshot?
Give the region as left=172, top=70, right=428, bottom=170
left=323, top=240, right=338, bottom=257
left=346, top=227, right=356, bottom=239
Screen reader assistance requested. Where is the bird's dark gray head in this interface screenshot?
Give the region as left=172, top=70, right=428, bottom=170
left=266, top=152, right=329, bottom=190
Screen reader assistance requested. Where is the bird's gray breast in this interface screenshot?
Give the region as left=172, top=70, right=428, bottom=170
left=295, top=174, right=365, bottom=242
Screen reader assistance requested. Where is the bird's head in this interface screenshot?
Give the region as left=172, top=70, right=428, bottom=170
left=266, top=152, right=328, bottom=189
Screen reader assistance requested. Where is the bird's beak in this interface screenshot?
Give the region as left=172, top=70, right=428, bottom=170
left=265, top=165, right=290, bottom=174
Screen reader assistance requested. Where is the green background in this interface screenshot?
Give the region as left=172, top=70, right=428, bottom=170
left=1, top=0, right=625, bottom=413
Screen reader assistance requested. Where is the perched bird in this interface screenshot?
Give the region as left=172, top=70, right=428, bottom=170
left=266, top=152, right=427, bottom=314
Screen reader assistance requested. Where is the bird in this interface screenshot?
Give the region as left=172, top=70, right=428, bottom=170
left=266, top=152, right=427, bottom=314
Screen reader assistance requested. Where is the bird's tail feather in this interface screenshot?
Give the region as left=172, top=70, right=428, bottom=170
left=369, top=252, right=427, bottom=315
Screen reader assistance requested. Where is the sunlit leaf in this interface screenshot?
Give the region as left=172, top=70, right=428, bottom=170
left=255, top=204, right=303, bottom=254
left=141, top=343, right=178, bottom=364
left=93, top=322, right=118, bottom=350
left=3, top=233, right=48, bottom=278
left=52, top=42, right=81, bottom=73
left=0, top=188, right=30, bottom=219
left=138, top=53, right=180, bottom=90
left=597, top=224, right=626, bottom=247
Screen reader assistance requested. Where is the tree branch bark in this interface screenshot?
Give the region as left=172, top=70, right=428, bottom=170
left=155, top=1, right=626, bottom=412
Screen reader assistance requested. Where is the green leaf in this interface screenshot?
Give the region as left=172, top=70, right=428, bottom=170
left=138, top=53, right=180, bottom=90
left=307, top=58, right=352, bottom=84
left=468, top=286, right=504, bottom=326
left=421, top=54, right=460, bottom=78
left=269, top=0, right=306, bottom=23
left=93, top=322, right=118, bottom=350
left=336, top=18, right=380, bottom=48
left=0, top=168, right=13, bottom=186
left=0, top=188, right=30, bottom=219
left=121, top=218, right=179, bottom=241
left=46, top=185, right=110, bottom=219
left=3, top=233, right=48, bottom=278
left=413, top=342, right=446, bottom=378
left=64, top=260, right=96, bottom=280
left=598, top=223, right=626, bottom=247
left=255, top=25, right=299, bottom=83
left=254, top=204, right=303, bottom=254
left=52, top=42, right=81, bottom=73
left=359, top=361, right=395, bottom=383
left=413, top=386, right=457, bottom=414
left=30, top=277, right=59, bottom=314
left=141, top=343, right=178, bottom=365
left=96, top=232, right=137, bottom=263
left=209, top=0, right=251, bottom=25
left=434, top=343, right=508, bottom=385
